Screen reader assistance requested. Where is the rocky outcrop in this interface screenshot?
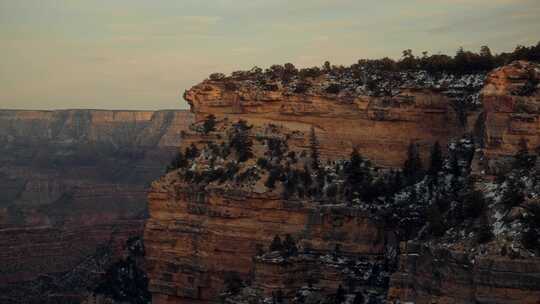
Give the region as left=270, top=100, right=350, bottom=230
left=144, top=186, right=390, bottom=303
left=0, top=109, right=192, bottom=303
left=144, top=61, right=540, bottom=303
left=388, top=242, right=540, bottom=304
left=481, top=61, right=540, bottom=172
left=184, top=79, right=479, bottom=167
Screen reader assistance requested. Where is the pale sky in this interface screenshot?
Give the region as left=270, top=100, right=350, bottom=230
left=0, top=0, right=539, bottom=110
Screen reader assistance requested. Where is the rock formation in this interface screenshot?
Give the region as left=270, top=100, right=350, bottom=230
left=388, top=242, right=540, bottom=304
left=0, top=109, right=192, bottom=303
left=184, top=74, right=481, bottom=167
left=481, top=61, right=540, bottom=172
left=145, top=61, right=540, bottom=304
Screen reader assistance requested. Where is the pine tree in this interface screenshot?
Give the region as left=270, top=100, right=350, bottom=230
left=335, top=285, right=346, bottom=304
left=353, top=293, right=365, bottom=304
left=202, top=114, right=217, bottom=134
left=403, top=142, right=424, bottom=185
left=514, top=138, right=536, bottom=170
left=223, top=271, right=243, bottom=294
left=283, top=234, right=298, bottom=257
left=428, top=141, right=443, bottom=176
left=282, top=166, right=297, bottom=199
left=463, top=187, right=486, bottom=219
left=185, top=144, right=200, bottom=159
left=265, top=167, right=282, bottom=189
left=501, top=177, right=525, bottom=210
left=269, top=235, right=283, bottom=252
left=427, top=205, right=446, bottom=237
left=309, top=126, right=320, bottom=171
left=479, top=45, right=494, bottom=70
left=476, top=216, right=493, bottom=244
left=229, top=120, right=253, bottom=162
left=449, top=153, right=461, bottom=177
left=522, top=205, right=540, bottom=253
left=314, top=168, right=326, bottom=199
left=166, top=150, right=187, bottom=172
left=344, top=148, right=371, bottom=201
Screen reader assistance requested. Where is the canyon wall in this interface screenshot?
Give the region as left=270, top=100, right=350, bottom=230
left=388, top=242, right=540, bottom=304
left=481, top=61, right=540, bottom=172
left=0, top=109, right=192, bottom=303
left=144, top=61, right=540, bottom=304
left=145, top=183, right=389, bottom=303
left=184, top=80, right=475, bottom=167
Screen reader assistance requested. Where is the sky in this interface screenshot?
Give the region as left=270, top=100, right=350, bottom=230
left=0, top=0, right=539, bottom=110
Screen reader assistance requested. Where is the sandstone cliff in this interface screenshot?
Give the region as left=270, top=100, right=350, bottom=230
left=184, top=71, right=484, bottom=167
left=388, top=241, right=540, bottom=304
left=480, top=61, right=540, bottom=172
left=0, top=109, right=192, bottom=303
left=144, top=61, right=540, bottom=304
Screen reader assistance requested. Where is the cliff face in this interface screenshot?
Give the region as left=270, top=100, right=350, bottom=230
left=481, top=61, right=540, bottom=172
left=0, top=109, right=192, bottom=303
left=388, top=242, right=540, bottom=304
left=145, top=186, right=389, bottom=303
left=144, top=61, right=540, bottom=304
left=184, top=78, right=478, bottom=167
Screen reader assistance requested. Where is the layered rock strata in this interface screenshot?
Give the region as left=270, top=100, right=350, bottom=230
left=0, top=109, right=192, bottom=303
left=388, top=242, right=540, bottom=304
left=480, top=61, right=540, bottom=172
left=184, top=81, right=477, bottom=167
left=145, top=61, right=540, bottom=303
left=145, top=186, right=390, bottom=303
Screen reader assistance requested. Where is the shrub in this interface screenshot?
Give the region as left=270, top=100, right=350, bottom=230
left=403, top=142, right=424, bottom=185
left=427, top=205, right=446, bottom=237
left=462, top=189, right=486, bottom=219
left=269, top=235, right=284, bottom=252
left=209, top=73, right=225, bottom=81
left=166, top=150, right=187, bottom=172
left=325, top=83, right=341, bottom=94
left=229, top=120, right=253, bottom=162
left=223, top=271, right=243, bottom=294
left=476, top=217, right=494, bottom=244
left=294, top=82, right=311, bottom=94
left=501, top=177, right=525, bottom=210
left=283, top=234, right=298, bottom=257
left=224, top=81, right=238, bottom=91
left=202, top=114, right=217, bottom=134
left=257, top=157, right=269, bottom=169
left=265, top=167, right=282, bottom=189
left=428, top=141, right=443, bottom=176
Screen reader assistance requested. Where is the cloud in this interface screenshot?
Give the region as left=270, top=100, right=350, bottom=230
left=1, top=0, right=539, bottom=110
left=182, top=15, right=221, bottom=26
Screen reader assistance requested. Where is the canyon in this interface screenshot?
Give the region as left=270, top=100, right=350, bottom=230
left=1, top=61, right=538, bottom=304
left=0, top=109, right=193, bottom=303
left=145, top=61, right=540, bottom=303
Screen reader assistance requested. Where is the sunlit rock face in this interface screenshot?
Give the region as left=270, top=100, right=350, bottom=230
left=183, top=74, right=483, bottom=168
left=0, top=109, right=192, bottom=303
left=145, top=186, right=391, bottom=303
left=144, top=61, right=540, bottom=304
left=480, top=61, right=540, bottom=172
